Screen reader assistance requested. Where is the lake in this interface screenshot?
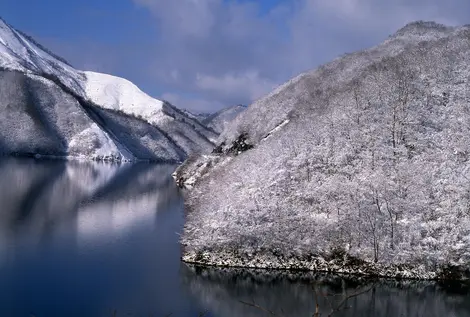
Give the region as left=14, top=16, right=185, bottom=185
left=0, top=158, right=468, bottom=317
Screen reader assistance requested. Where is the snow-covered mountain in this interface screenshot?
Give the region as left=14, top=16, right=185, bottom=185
left=181, top=109, right=212, bottom=123
left=201, top=104, right=247, bottom=133
left=177, top=21, right=470, bottom=280
left=0, top=17, right=217, bottom=162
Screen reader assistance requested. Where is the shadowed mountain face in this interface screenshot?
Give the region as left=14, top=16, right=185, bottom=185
left=181, top=265, right=470, bottom=317
left=0, top=70, right=82, bottom=156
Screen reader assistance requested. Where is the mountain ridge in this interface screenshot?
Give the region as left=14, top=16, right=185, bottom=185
left=0, top=17, right=217, bottom=162
left=218, top=21, right=468, bottom=146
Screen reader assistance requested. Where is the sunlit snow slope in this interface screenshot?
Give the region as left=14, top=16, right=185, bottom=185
left=85, top=71, right=166, bottom=123
left=84, top=71, right=218, bottom=152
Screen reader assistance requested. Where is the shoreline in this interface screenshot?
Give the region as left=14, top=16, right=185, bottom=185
left=0, top=152, right=182, bottom=164
left=181, top=249, right=470, bottom=283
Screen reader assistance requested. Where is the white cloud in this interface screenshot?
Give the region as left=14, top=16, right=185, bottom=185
left=59, top=0, right=470, bottom=112
left=196, top=71, right=278, bottom=101
left=134, top=0, right=218, bottom=37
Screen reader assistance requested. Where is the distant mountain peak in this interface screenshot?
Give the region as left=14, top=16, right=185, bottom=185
left=201, top=104, right=247, bottom=134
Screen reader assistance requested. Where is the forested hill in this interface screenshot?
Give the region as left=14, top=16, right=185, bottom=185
left=177, top=21, right=470, bottom=280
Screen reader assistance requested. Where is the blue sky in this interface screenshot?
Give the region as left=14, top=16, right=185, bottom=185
left=1, top=0, right=469, bottom=112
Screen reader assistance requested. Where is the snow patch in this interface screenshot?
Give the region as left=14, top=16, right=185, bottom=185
left=262, top=119, right=290, bottom=141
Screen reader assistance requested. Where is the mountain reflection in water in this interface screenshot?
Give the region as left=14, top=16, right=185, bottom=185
left=0, top=158, right=201, bottom=317
left=0, top=158, right=178, bottom=248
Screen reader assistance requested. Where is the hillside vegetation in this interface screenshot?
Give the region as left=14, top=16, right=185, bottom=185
left=178, top=21, right=470, bottom=280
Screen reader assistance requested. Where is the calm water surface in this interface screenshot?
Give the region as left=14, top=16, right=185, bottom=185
left=0, top=158, right=468, bottom=317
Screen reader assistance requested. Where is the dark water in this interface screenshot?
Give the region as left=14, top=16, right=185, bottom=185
left=0, top=158, right=469, bottom=317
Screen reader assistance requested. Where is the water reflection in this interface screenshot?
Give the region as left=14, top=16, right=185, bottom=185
left=0, top=158, right=121, bottom=247
left=181, top=264, right=470, bottom=317
left=0, top=158, right=179, bottom=251
left=76, top=162, right=180, bottom=246
left=0, top=158, right=200, bottom=317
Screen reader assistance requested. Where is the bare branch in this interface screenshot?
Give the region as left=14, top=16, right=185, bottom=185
left=239, top=300, right=280, bottom=316
left=331, top=283, right=377, bottom=315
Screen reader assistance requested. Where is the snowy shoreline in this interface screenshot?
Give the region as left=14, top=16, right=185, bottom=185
left=181, top=249, right=470, bottom=282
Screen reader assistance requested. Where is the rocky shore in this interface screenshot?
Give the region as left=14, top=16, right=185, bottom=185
left=182, top=248, right=470, bottom=282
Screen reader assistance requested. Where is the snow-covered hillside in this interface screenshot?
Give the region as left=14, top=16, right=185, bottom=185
left=219, top=22, right=459, bottom=145
left=0, top=17, right=216, bottom=162
left=84, top=72, right=218, bottom=150
left=178, top=21, right=470, bottom=280
left=202, top=104, right=247, bottom=133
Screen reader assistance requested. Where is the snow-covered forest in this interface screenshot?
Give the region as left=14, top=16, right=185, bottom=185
left=179, top=22, right=470, bottom=279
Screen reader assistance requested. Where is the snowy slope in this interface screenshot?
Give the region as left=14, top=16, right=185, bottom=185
left=202, top=104, right=247, bottom=133
left=0, top=17, right=214, bottom=162
left=219, top=21, right=459, bottom=146
left=179, top=21, right=470, bottom=280
left=0, top=69, right=125, bottom=160
left=0, top=17, right=85, bottom=95
left=84, top=71, right=166, bottom=123
left=84, top=71, right=218, bottom=152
